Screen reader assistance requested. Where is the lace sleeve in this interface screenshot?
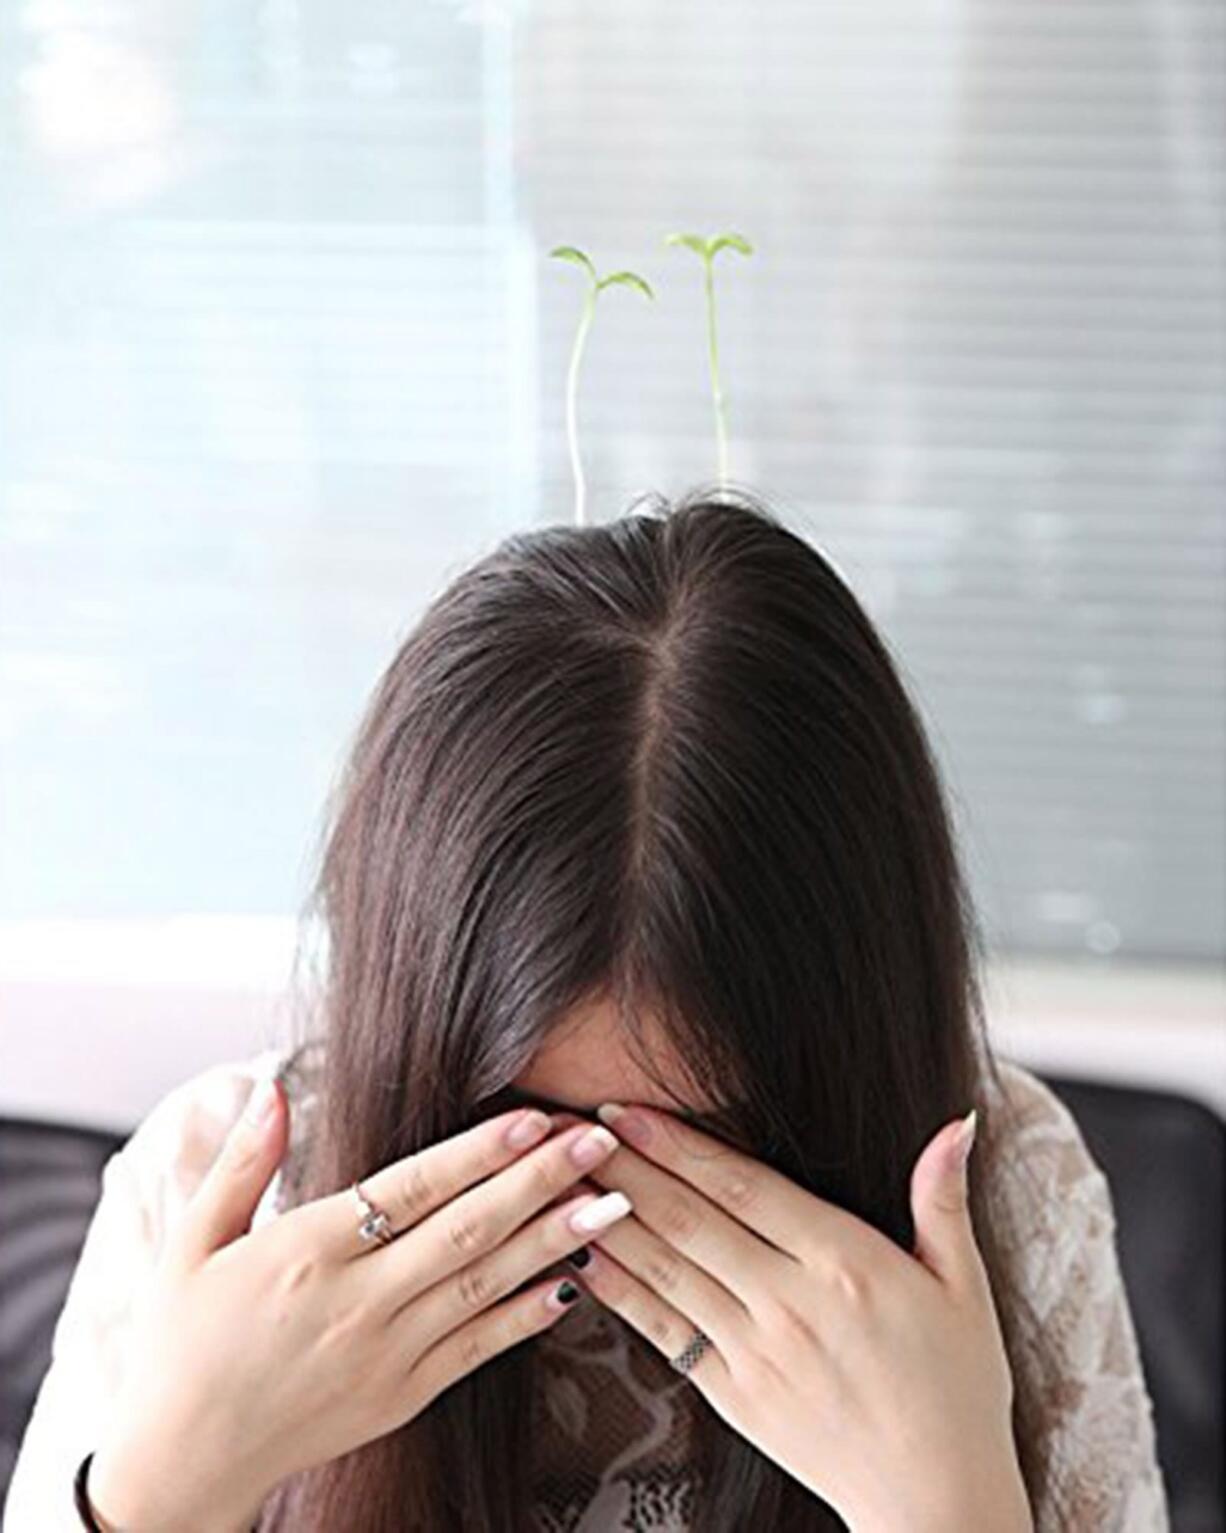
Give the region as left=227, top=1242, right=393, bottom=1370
left=1, top=1047, right=290, bottom=1533
left=990, top=1060, right=1172, bottom=1533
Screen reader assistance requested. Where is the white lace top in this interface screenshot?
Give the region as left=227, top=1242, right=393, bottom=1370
left=3, top=1047, right=1171, bottom=1532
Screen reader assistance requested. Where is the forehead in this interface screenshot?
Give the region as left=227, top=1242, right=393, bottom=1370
left=508, top=991, right=722, bottom=1117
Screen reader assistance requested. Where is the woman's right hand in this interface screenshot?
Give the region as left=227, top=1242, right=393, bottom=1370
left=86, top=1073, right=630, bottom=1533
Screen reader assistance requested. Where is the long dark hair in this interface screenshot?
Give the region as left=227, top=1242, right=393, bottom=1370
left=260, top=485, right=1063, bottom=1531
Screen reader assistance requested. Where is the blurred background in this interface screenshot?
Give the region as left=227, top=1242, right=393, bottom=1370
left=1, top=0, right=1221, bottom=1125
left=0, top=4, right=1223, bottom=1075
left=0, top=3, right=1223, bottom=1525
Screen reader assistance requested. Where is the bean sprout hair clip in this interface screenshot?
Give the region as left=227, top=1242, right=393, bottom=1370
left=550, top=230, right=755, bottom=525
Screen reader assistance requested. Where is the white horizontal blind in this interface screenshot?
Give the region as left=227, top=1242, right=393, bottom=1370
left=515, top=0, right=1226, bottom=961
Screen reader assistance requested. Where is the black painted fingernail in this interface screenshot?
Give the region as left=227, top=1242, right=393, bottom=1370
left=556, top=1280, right=581, bottom=1305
left=568, top=1245, right=592, bottom=1269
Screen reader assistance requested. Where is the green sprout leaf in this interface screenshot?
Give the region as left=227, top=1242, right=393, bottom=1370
left=664, top=232, right=711, bottom=258
left=709, top=233, right=754, bottom=259
left=664, top=229, right=755, bottom=484
left=551, top=246, right=654, bottom=526
left=549, top=245, right=598, bottom=280
left=597, top=271, right=655, bottom=300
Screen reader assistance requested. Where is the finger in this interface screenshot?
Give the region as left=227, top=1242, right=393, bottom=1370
left=910, top=1109, right=988, bottom=1297
left=578, top=1139, right=781, bottom=1308
left=389, top=1185, right=632, bottom=1337
left=303, top=1105, right=555, bottom=1260
left=564, top=1244, right=733, bottom=1395
left=361, top=1121, right=622, bottom=1298
left=596, top=1101, right=846, bottom=1258
left=177, top=1072, right=289, bottom=1268
left=406, top=1271, right=591, bottom=1414
left=578, top=1207, right=748, bottom=1355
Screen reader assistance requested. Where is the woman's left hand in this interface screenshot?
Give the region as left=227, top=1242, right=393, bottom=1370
left=553, top=1101, right=1033, bottom=1533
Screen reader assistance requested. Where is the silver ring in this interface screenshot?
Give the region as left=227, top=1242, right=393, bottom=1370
left=351, top=1180, right=396, bottom=1249
left=669, top=1327, right=712, bottom=1375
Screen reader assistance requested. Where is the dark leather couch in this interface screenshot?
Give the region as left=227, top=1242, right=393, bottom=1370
left=1, top=1074, right=1222, bottom=1530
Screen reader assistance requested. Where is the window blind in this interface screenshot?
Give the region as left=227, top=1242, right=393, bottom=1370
left=515, top=0, right=1226, bottom=961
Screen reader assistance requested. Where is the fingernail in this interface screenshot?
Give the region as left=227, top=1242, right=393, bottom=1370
left=596, top=1102, right=651, bottom=1147
left=506, top=1109, right=551, bottom=1149
left=568, top=1190, right=632, bottom=1235
left=953, top=1107, right=978, bottom=1173
left=243, top=1075, right=280, bottom=1128
left=552, top=1279, right=582, bottom=1307
left=568, top=1245, right=592, bottom=1268
left=570, top=1125, right=618, bottom=1167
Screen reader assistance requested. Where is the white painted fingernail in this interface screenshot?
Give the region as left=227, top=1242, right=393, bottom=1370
left=568, top=1190, right=632, bottom=1235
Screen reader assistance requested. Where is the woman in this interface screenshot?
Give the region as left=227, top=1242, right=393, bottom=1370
left=5, top=489, right=1168, bottom=1532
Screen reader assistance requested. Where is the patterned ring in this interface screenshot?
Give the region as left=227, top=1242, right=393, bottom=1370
left=351, top=1180, right=397, bottom=1249
left=669, top=1326, right=713, bottom=1376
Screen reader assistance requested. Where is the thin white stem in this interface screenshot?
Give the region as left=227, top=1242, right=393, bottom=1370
left=704, top=259, right=728, bottom=486
left=566, top=290, right=596, bottom=525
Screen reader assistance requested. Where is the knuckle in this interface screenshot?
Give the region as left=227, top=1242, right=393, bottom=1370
left=718, top=1170, right=758, bottom=1218
left=277, top=1251, right=324, bottom=1299
left=658, top=1194, right=701, bottom=1245
left=644, top=1250, right=683, bottom=1299
left=398, top=1156, right=436, bottom=1222
left=446, top=1210, right=487, bottom=1257
left=830, top=1259, right=872, bottom=1308
left=455, top=1260, right=496, bottom=1314
left=457, top=1327, right=491, bottom=1375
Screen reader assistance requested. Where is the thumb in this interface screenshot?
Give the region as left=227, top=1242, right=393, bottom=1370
left=910, top=1107, right=983, bottom=1292
left=176, top=1070, right=289, bottom=1269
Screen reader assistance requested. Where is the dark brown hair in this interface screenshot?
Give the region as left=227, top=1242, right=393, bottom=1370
left=261, top=485, right=1062, bottom=1531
